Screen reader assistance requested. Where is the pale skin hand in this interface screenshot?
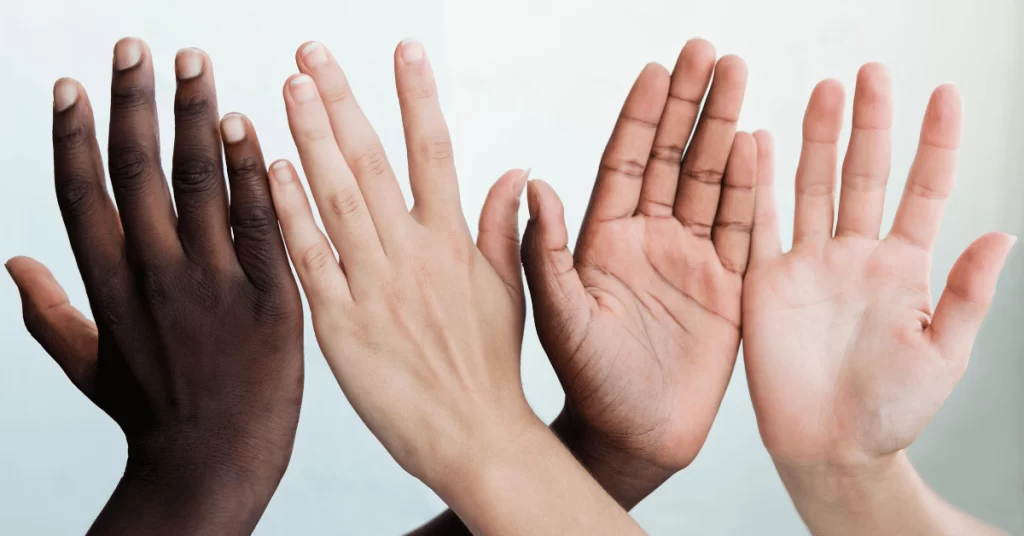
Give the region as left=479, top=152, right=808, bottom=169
left=743, top=63, right=1013, bottom=535
left=269, top=40, right=644, bottom=536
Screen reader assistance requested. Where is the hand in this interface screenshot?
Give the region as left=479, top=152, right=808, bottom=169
left=7, top=38, right=303, bottom=535
left=269, top=40, right=642, bottom=535
left=520, top=39, right=752, bottom=506
left=742, top=64, right=1013, bottom=535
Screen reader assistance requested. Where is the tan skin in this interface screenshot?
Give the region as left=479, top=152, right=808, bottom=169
left=8, top=39, right=303, bottom=535
left=417, top=38, right=757, bottom=533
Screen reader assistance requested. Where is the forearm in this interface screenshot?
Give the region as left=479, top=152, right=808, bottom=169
left=777, top=451, right=1005, bottom=536
left=419, top=418, right=643, bottom=536
left=88, top=450, right=282, bottom=535
left=409, top=407, right=669, bottom=535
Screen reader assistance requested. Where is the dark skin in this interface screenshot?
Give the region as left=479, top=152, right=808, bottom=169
left=413, top=38, right=753, bottom=534
left=6, top=38, right=303, bottom=535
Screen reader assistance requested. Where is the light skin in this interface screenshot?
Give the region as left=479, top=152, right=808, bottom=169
left=7, top=39, right=303, bottom=534
left=269, top=39, right=644, bottom=535
left=416, top=38, right=753, bottom=534
left=743, top=64, right=1013, bottom=535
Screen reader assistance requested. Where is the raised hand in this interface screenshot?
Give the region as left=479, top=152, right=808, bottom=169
left=521, top=39, right=753, bottom=506
left=743, top=64, right=1012, bottom=535
left=270, top=40, right=643, bottom=535
left=7, top=38, right=303, bottom=535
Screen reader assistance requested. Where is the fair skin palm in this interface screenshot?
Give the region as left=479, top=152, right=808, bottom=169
left=520, top=39, right=754, bottom=503
left=269, top=40, right=644, bottom=536
left=744, top=64, right=1013, bottom=535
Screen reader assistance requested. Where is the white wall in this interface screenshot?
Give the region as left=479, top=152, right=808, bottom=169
left=0, top=1, right=1020, bottom=534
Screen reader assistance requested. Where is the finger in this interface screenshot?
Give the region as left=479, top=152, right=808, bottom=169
left=712, top=132, right=757, bottom=276
left=673, top=55, right=748, bottom=235
left=583, top=64, right=669, bottom=224
left=636, top=39, right=716, bottom=217
left=267, top=160, right=351, bottom=306
left=835, top=63, right=893, bottom=239
left=930, top=232, right=1016, bottom=370
left=107, top=37, right=181, bottom=266
left=521, top=180, right=594, bottom=359
left=296, top=42, right=410, bottom=245
left=171, top=48, right=233, bottom=267
left=393, top=40, right=463, bottom=229
left=221, top=113, right=293, bottom=292
left=477, top=169, right=529, bottom=295
left=793, top=79, right=844, bottom=246
left=283, top=74, right=385, bottom=276
left=749, top=130, right=782, bottom=264
left=889, top=85, right=962, bottom=250
left=6, top=257, right=98, bottom=398
left=51, top=78, right=127, bottom=293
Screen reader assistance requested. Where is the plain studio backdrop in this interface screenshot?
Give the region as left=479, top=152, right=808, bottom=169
left=1, top=1, right=1021, bottom=534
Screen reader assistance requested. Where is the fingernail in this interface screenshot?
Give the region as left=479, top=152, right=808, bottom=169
left=270, top=160, right=293, bottom=182
left=175, top=48, right=204, bottom=79
left=400, top=40, right=424, bottom=64
left=289, top=75, right=317, bottom=102
left=113, top=38, right=143, bottom=71
left=1008, top=234, right=1018, bottom=247
left=53, top=78, right=79, bottom=112
left=512, top=168, right=530, bottom=199
left=302, top=42, right=329, bottom=68
left=221, top=113, right=246, bottom=144
left=526, top=180, right=540, bottom=221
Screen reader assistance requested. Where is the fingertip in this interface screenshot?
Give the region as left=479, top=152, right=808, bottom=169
left=811, top=78, right=846, bottom=110
left=753, top=129, right=774, bottom=149
left=681, top=38, right=717, bottom=66
left=174, top=47, right=208, bottom=80
left=220, top=112, right=249, bottom=144
left=857, top=62, right=891, bottom=89
left=640, top=61, right=672, bottom=88
left=113, top=36, right=147, bottom=71
left=715, top=54, right=749, bottom=84
left=269, top=159, right=296, bottom=183
left=53, top=78, right=81, bottom=113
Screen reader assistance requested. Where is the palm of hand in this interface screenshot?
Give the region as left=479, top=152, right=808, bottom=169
left=565, top=216, right=742, bottom=467
left=744, top=238, right=953, bottom=466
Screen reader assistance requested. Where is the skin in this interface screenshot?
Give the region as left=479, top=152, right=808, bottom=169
left=524, top=43, right=752, bottom=495
left=269, top=40, right=644, bottom=535
left=743, top=64, right=1013, bottom=535
left=417, top=38, right=754, bottom=534
left=7, top=38, right=303, bottom=535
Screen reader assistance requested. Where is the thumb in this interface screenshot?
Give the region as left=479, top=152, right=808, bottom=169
left=477, top=168, right=530, bottom=297
left=930, top=232, right=1017, bottom=371
left=6, top=256, right=98, bottom=398
left=521, top=179, right=593, bottom=348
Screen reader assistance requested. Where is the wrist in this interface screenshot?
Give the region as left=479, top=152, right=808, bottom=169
left=776, top=451, right=939, bottom=536
left=550, top=406, right=674, bottom=509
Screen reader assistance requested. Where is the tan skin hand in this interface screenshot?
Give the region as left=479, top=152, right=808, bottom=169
left=523, top=39, right=753, bottom=474
left=270, top=40, right=642, bottom=535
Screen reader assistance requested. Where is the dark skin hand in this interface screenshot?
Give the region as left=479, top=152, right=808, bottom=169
left=6, top=38, right=303, bottom=535
left=412, top=38, right=754, bottom=534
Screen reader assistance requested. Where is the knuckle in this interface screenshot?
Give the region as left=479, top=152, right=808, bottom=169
left=322, top=84, right=353, bottom=105
left=56, top=171, right=100, bottom=218
left=109, top=146, right=154, bottom=191
left=110, top=84, right=150, bottom=112
left=300, top=245, right=336, bottom=274
left=138, top=268, right=173, bottom=310
left=172, top=154, right=220, bottom=196
left=355, top=146, right=389, bottom=177
left=174, top=93, right=213, bottom=123
left=232, top=204, right=277, bottom=237
left=52, top=124, right=90, bottom=153
left=418, top=130, right=453, bottom=162
left=230, top=156, right=265, bottom=182
left=328, top=188, right=364, bottom=218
